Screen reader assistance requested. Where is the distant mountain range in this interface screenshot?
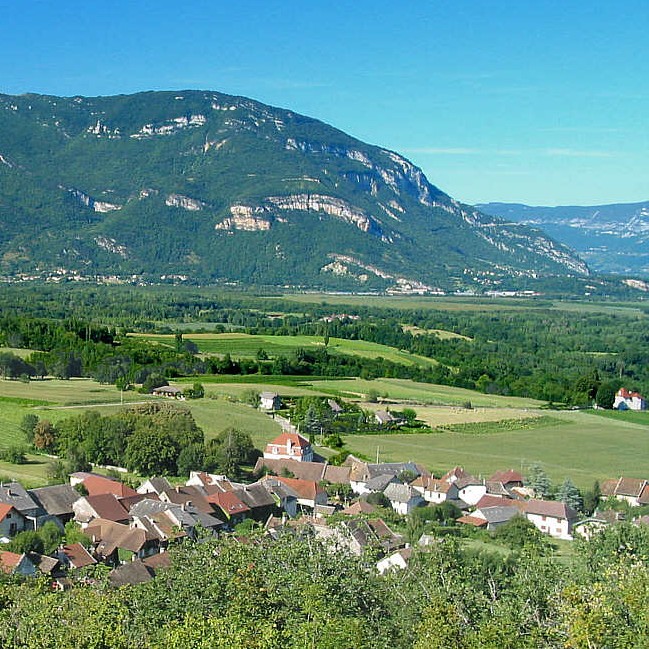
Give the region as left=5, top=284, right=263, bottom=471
left=478, top=202, right=649, bottom=276
left=0, top=90, right=588, bottom=291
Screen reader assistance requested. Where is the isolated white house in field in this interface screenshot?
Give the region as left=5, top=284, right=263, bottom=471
left=613, top=388, right=646, bottom=411
left=259, top=391, right=281, bottom=411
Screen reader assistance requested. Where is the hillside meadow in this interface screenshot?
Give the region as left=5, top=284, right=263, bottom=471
left=130, top=332, right=439, bottom=368
left=0, top=375, right=647, bottom=490
left=342, top=409, right=649, bottom=490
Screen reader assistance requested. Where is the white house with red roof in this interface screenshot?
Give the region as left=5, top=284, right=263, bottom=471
left=264, top=432, right=314, bottom=462
left=613, top=388, right=647, bottom=411
left=523, top=499, right=579, bottom=540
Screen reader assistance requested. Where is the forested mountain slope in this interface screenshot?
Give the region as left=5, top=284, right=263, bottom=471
left=0, top=90, right=587, bottom=290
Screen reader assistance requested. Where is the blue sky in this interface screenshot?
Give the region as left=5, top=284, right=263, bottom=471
left=3, top=1, right=648, bottom=206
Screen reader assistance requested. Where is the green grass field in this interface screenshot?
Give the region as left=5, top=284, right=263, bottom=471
left=274, top=293, right=648, bottom=316
left=342, top=409, right=649, bottom=490
left=0, top=376, right=646, bottom=490
left=130, top=332, right=438, bottom=368
left=0, top=377, right=284, bottom=484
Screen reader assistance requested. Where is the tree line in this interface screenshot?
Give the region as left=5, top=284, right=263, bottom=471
left=0, top=521, right=647, bottom=647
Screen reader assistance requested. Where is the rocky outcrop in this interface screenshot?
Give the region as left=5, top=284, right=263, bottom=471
left=68, top=188, right=121, bottom=213
left=130, top=114, right=207, bottom=139
left=217, top=194, right=388, bottom=238
left=216, top=206, right=272, bottom=232
left=95, top=236, right=127, bottom=257
left=165, top=194, right=207, bottom=211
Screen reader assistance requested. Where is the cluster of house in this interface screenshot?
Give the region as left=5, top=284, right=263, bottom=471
left=613, top=387, right=647, bottom=411
left=0, top=429, right=647, bottom=583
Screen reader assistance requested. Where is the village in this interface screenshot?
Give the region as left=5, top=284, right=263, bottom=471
left=1, top=411, right=647, bottom=587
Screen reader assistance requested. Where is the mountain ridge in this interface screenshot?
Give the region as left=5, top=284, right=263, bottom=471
left=0, top=89, right=588, bottom=291
left=478, top=201, right=649, bottom=276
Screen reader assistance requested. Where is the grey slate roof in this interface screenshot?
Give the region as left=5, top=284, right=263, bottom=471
left=237, top=484, right=276, bottom=510
left=367, top=462, right=421, bottom=480
left=109, top=560, right=154, bottom=587
left=383, top=483, right=420, bottom=504
left=0, top=481, right=44, bottom=517
left=365, top=474, right=397, bottom=492
left=478, top=506, right=520, bottom=525
left=139, top=477, right=173, bottom=494
left=29, top=484, right=80, bottom=517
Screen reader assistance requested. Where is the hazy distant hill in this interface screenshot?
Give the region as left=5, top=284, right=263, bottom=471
left=478, top=202, right=649, bottom=276
left=0, top=90, right=588, bottom=291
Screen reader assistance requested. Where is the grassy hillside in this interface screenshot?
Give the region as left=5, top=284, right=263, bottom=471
left=131, top=332, right=438, bottom=367
left=0, top=375, right=646, bottom=489
left=343, top=410, right=649, bottom=489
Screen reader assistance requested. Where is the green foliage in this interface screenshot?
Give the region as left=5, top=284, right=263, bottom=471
left=19, top=413, right=39, bottom=444
left=52, top=403, right=205, bottom=476
left=365, top=492, right=390, bottom=508
left=366, top=388, right=379, bottom=403
left=38, top=521, right=64, bottom=555
left=556, top=477, right=583, bottom=512
left=0, top=524, right=646, bottom=647
left=125, top=426, right=179, bottom=475
left=140, top=373, right=167, bottom=394
left=241, top=389, right=260, bottom=407
left=492, top=515, right=546, bottom=549
left=186, top=381, right=205, bottom=399
left=526, top=462, right=552, bottom=499
left=64, top=521, right=91, bottom=548
left=0, top=446, right=28, bottom=465
left=205, top=427, right=260, bottom=478
left=438, top=416, right=563, bottom=435
left=7, top=530, right=44, bottom=555
left=595, top=381, right=618, bottom=409
left=582, top=480, right=601, bottom=516
left=410, top=501, right=462, bottom=526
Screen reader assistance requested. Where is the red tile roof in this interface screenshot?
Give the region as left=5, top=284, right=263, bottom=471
left=489, top=469, right=524, bottom=484
left=524, top=499, right=578, bottom=520
left=207, top=491, right=250, bottom=517
left=457, top=515, right=488, bottom=528
left=275, top=476, right=324, bottom=502
left=83, top=475, right=138, bottom=499
left=475, top=494, right=522, bottom=510
left=85, top=494, right=129, bottom=522
left=342, top=500, right=377, bottom=516
left=0, top=551, right=23, bottom=574
left=617, top=388, right=644, bottom=399
left=0, top=503, right=16, bottom=522
left=61, top=543, right=96, bottom=569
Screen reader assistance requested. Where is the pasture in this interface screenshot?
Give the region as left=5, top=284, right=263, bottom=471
left=130, top=332, right=439, bottom=367
left=342, top=410, right=649, bottom=490
left=0, top=375, right=646, bottom=490
left=275, top=292, right=648, bottom=316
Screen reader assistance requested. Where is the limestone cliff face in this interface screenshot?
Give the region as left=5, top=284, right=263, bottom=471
left=218, top=194, right=388, bottom=239
left=69, top=189, right=121, bottom=213
left=165, top=194, right=207, bottom=211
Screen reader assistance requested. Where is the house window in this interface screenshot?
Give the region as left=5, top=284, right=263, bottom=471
left=9, top=523, right=17, bottom=534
